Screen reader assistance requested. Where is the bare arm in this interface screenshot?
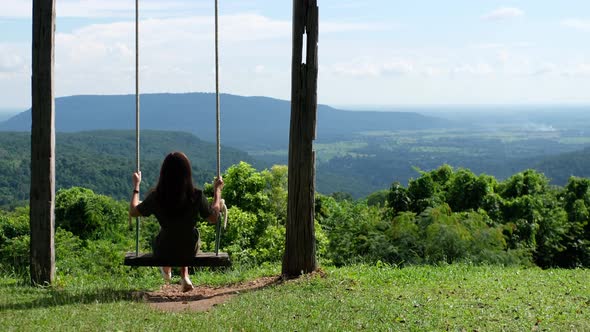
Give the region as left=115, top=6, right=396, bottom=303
left=207, top=177, right=224, bottom=223
left=129, top=171, right=142, bottom=218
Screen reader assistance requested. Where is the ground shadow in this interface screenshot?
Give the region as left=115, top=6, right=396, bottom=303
left=1, top=275, right=283, bottom=312
left=0, top=286, right=138, bottom=311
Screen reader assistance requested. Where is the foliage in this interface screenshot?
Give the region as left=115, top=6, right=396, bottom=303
left=2, top=157, right=590, bottom=280
left=320, top=199, right=386, bottom=266
left=262, top=165, right=288, bottom=224
left=55, top=187, right=128, bottom=241
left=0, top=208, right=31, bottom=275
left=387, top=182, right=410, bottom=214
left=381, top=166, right=590, bottom=267
left=0, top=130, right=257, bottom=209
left=366, top=189, right=388, bottom=207
left=201, top=162, right=328, bottom=265
left=217, top=161, right=269, bottom=213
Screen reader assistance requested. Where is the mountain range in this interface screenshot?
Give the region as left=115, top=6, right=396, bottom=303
left=2, top=93, right=590, bottom=200
left=0, top=93, right=452, bottom=151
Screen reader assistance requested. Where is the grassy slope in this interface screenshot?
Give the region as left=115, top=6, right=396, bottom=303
left=1, top=264, right=589, bottom=331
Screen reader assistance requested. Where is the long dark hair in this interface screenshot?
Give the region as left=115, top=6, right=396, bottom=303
left=155, top=152, right=196, bottom=213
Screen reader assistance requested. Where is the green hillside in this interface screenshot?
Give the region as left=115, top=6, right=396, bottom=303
left=0, top=93, right=452, bottom=151
left=0, top=130, right=257, bottom=209
left=310, top=129, right=590, bottom=197
left=533, top=147, right=590, bottom=184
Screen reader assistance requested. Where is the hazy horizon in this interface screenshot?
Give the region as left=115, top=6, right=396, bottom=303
left=1, top=94, right=590, bottom=121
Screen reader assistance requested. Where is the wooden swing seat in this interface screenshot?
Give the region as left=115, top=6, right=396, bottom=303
left=124, top=252, right=231, bottom=267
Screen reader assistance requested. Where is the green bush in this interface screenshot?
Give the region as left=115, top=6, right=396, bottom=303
left=0, top=234, right=29, bottom=275
left=0, top=207, right=29, bottom=248
left=387, top=212, right=422, bottom=265
left=55, top=187, right=128, bottom=241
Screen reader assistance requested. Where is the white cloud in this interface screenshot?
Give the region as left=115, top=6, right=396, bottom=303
left=0, top=44, right=28, bottom=79
left=453, top=63, right=494, bottom=76
left=382, top=61, right=414, bottom=75
left=471, top=42, right=534, bottom=50
left=482, top=7, right=524, bottom=21
left=47, top=13, right=293, bottom=98
left=472, top=43, right=506, bottom=50
left=0, top=0, right=31, bottom=18
left=562, top=63, right=590, bottom=77
left=329, top=59, right=414, bottom=78
left=254, top=65, right=265, bottom=74
left=532, top=63, right=556, bottom=76
left=561, top=19, right=590, bottom=31
left=526, top=62, right=590, bottom=77
left=497, top=50, right=510, bottom=63
left=323, top=22, right=392, bottom=34
left=0, top=54, right=24, bottom=74
left=1, top=0, right=211, bottom=18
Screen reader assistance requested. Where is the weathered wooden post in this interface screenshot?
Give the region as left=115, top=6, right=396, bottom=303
left=283, top=0, right=319, bottom=277
left=30, top=0, right=56, bottom=285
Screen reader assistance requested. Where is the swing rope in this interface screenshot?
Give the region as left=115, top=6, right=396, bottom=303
left=213, top=0, right=229, bottom=255
left=132, top=0, right=227, bottom=258
left=134, top=0, right=140, bottom=257
left=215, top=0, right=221, bottom=180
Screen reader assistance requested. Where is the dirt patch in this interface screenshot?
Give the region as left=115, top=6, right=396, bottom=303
left=135, top=276, right=282, bottom=312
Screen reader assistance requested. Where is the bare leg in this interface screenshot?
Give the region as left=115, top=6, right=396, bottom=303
left=160, top=266, right=172, bottom=283
left=180, top=266, right=194, bottom=292
left=180, top=266, right=188, bottom=278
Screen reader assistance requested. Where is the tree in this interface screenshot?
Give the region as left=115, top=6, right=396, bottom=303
left=446, top=170, right=492, bottom=212
left=500, top=169, right=549, bottom=199
left=263, top=165, right=288, bottom=224
left=408, top=175, right=436, bottom=213
left=366, top=189, right=388, bottom=207
left=219, top=162, right=267, bottom=213
left=387, top=182, right=410, bottom=214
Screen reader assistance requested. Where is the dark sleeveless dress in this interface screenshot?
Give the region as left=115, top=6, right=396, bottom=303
left=136, top=189, right=212, bottom=258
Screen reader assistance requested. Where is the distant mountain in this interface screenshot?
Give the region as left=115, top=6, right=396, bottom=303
left=0, top=111, right=20, bottom=122
left=0, top=130, right=256, bottom=209
left=0, top=93, right=452, bottom=151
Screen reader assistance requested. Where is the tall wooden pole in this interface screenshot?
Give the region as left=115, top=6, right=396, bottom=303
left=283, top=0, right=319, bottom=277
left=30, top=0, right=56, bottom=285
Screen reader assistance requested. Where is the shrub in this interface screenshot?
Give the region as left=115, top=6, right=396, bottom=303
left=55, top=187, right=128, bottom=241
left=0, top=207, right=29, bottom=248
left=0, top=234, right=29, bottom=276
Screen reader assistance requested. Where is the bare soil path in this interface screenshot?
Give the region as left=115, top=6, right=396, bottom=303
left=136, top=276, right=281, bottom=312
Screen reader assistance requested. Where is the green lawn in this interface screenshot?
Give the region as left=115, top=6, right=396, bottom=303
left=1, top=264, right=589, bottom=331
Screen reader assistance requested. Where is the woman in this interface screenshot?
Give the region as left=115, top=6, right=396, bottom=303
left=129, top=151, right=224, bottom=292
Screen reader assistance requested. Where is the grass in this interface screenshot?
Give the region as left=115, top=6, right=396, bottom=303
left=1, top=264, right=589, bottom=331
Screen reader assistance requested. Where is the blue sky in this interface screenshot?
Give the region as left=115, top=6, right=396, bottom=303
left=1, top=1, right=590, bottom=109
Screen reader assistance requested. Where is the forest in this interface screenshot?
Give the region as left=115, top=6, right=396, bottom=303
left=2, top=160, right=589, bottom=281
left=0, top=130, right=257, bottom=209
left=3, top=127, right=590, bottom=208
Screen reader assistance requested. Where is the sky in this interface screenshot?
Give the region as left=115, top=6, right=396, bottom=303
left=1, top=0, right=590, bottom=110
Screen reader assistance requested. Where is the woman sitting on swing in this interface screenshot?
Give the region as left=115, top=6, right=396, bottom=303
left=129, top=151, right=224, bottom=292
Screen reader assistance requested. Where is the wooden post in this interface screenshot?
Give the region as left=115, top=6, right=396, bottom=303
left=30, top=0, right=56, bottom=285
left=283, top=0, right=319, bottom=277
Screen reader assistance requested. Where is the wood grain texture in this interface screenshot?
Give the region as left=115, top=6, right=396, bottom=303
left=283, top=0, right=319, bottom=277
left=30, top=0, right=56, bottom=285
